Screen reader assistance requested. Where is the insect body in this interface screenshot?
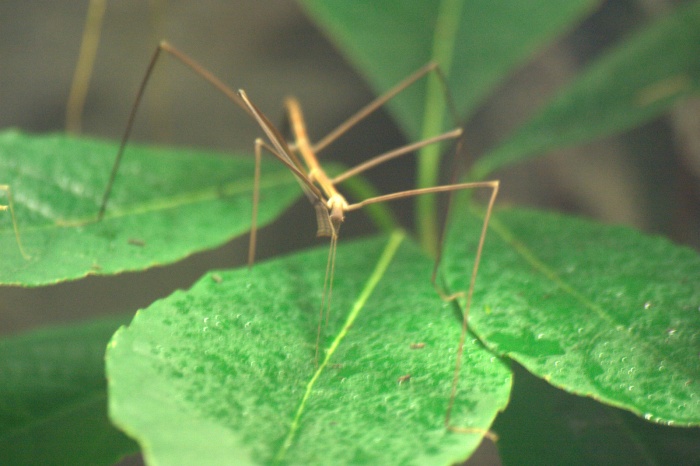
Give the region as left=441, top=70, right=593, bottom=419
left=98, top=42, right=499, bottom=433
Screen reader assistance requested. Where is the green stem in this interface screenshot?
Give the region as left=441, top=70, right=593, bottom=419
left=417, top=0, right=463, bottom=256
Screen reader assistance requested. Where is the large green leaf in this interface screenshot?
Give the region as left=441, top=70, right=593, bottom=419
left=441, top=203, right=700, bottom=426
left=107, top=233, right=512, bottom=465
left=0, top=130, right=301, bottom=285
left=0, top=315, right=138, bottom=465
left=299, top=0, right=597, bottom=139
left=473, top=0, right=700, bottom=179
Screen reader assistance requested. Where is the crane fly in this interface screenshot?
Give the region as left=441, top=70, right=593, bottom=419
left=98, top=41, right=499, bottom=435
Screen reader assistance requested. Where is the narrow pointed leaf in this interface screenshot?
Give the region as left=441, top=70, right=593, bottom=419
left=473, top=1, right=700, bottom=179
left=0, top=315, right=138, bottom=465
left=107, top=233, right=511, bottom=465
left=442, top=203, right=700, bottom=426
left=0, top=130, right=301, bottom=285
left=299, top=0, right=597, bottom=138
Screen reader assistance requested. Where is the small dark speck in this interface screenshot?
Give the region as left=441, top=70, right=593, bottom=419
left=128, top=238, right=146, bottom=247
left=397, top=374, right=411, bottom=384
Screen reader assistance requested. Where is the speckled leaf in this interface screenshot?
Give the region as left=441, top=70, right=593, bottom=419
left=0, top=130, right=300, bottom=285
left=0, top=315, right=138, bottom=465
left=441, top=203, right=700, bottom=426
left=106, top=233, right=512, bottom=465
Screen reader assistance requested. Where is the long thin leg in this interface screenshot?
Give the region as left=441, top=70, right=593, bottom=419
left=98, top=41, right=254, bottom=221
left=345, top=181, right=496, bottom=211
left=0, top=184, right=30, bottom=259
left=312, top=62, right=459, bottom=155
left=315, top=233, right=338, bottom=367
left=332, top=128, right=462, bottom=184
left=346, top=179, right=499, bottom=438
left=241, top=91, right=339, bottom=240
left=440, top=185, right=499, bottom=439
left=247, top=137, right=333, bottom=266
left=251, top=126, right=338, bottom=369
left=248, top=139, right=264, bottom=267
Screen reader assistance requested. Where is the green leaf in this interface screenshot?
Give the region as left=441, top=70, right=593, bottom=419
left=299, top=0, right=597, bottom=138
left=0, top=315, right=138, bottom=465
left=473, top=1, right=700, bottom=179
left=494, top=365, right=700, bottom=465
left=0, top=130, right=301, bottom=285
left=442, top=204, right=700, bottom=426
left=106, top=233, right=512, bottom=465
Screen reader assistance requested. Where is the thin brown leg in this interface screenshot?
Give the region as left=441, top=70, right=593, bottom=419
left=248, top=139, right=264, bottom=267
left=315, top=233, right=338, bottom=367
left=1, top=184, right=30, bottom=259
left=98, top=41, right=253, bottom=221
left=312, top=62, right=459, bottom=155
left=440, top=184, right=499, bottom=441
left=246, top=137, right=331, bottom=265
left=346, top=179, right=499, bottom=438
left=332, top=128, right=462, bottom=184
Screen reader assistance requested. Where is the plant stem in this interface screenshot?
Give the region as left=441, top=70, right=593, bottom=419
left=417, top=0, right=463, bottom=256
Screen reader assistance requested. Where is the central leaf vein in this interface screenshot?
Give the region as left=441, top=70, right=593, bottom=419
left=273, top=231, right=405, bottom=463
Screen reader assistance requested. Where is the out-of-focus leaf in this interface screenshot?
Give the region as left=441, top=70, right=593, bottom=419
left=0, top=315, right=139, bottom=465
left=299, top=0, right=597, bottom=138
left=473, top=1, right=700, bottom=179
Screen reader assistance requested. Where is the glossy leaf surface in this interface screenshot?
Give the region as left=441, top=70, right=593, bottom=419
left=442, top=203, right=700, bottom=426
left=0, top=130, right=300, bottom=285
left=107, top=233, right=512, bottom=465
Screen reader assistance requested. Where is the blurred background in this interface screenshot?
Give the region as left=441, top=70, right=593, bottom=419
left=1, top=0, right=698, bottom=348
left=1, top=1, right=698, bottom=464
